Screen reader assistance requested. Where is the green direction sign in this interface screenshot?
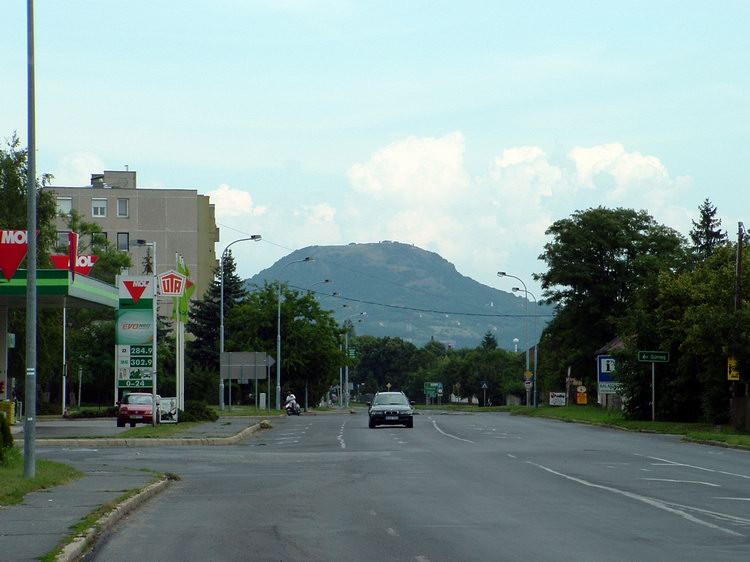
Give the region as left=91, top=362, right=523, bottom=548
left=424, top=382, right=440, bottom=397
left=638, top=350, right=670, bottom=363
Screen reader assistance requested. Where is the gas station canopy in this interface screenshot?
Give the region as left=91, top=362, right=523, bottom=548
left=0, top=269, right=118, bottom=310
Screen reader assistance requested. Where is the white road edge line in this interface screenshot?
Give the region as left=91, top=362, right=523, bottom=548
left=527, top=461, right=745, bottom=537
left=635, top=454, right=750, bottom=480
left=431, top=420, right=475, bottom=444
left=639, top=478, right=720, bottom=487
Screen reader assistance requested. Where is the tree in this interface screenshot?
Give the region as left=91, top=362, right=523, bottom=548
left=227, top=282, right=342, bottom=407
left=617, top=245, right=749, bottom=423
left=186, top=252, right=246, bottom=373
left=58, top=209, right=131, bottom=283
left=352, top=336, right=420, bottom=393
left=689, top=198, right=727, bottom=263
left=480, top=330, right=498, bottom=350
left=0, top=134, right=57, bottom=249
left=534, top=207, right=687, bottom=391
left=2, top=135, right=62, bottom=407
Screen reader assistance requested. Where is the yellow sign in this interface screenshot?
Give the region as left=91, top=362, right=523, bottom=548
left=524, top=370, right=533, bottom=380
left=728, top=357, right=740, bottom=381
left=576, top=392, right=588, bottom=405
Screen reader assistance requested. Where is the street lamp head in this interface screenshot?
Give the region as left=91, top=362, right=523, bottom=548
left=512, top=287, right=521, bottom=292
left=497, top=271, right=506, bottom=277
left=250, top=234, right=262, bottom=241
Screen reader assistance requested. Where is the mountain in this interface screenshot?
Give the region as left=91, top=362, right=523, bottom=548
left=246, top=241, right=552, bottom=350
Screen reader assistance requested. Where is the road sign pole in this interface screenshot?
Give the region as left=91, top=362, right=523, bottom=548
left=651, top=362, right=655, bottom=422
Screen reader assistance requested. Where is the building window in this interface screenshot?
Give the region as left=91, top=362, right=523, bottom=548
left=117, top=232, right=129, bottom=251
left=91, top=232, right=107, bottom=246
left=56, top=197, right=72, bottom=216
left=56, top=231, right=70, bottom=252
left=117, top=198, right=129, bottom=217
left=92, top=198, right=107, bottom=218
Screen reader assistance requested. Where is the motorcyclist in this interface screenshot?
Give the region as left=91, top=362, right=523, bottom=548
left=285, top=393, right=300, bottom=414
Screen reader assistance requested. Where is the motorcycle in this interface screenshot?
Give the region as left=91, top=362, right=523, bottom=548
left=285, top=400, right=301, bottom=416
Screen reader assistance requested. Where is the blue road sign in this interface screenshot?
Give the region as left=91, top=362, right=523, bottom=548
left=597, top=355, right=618, bottom=394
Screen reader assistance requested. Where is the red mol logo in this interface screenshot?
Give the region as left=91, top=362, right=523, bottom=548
left=51, top=254, right=99, bottom=276
left=123, top=280, right=151, bottom=303
left=0, top=229, right=30, bottom=281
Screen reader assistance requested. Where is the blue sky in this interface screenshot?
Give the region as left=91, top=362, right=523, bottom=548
left=2, top=1, right=748, bottom=297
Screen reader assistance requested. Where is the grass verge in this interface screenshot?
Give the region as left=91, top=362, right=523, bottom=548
left=512, top=405, right=750, bottom=449
left=0, top=447, right=82, bottom=507
left=116, top=421, right=204, bottom=438
left=208, top=405, right=283, bottom=417
left=412, top=403, right=516, bottom=413
left=39, top=471, right=180, bottom=562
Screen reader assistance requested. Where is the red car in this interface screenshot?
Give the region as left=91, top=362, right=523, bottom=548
left=117, top=393, right=160, bottom=427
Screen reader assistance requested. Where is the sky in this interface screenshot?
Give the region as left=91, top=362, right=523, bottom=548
left=2, top=1, right=749, bottom=297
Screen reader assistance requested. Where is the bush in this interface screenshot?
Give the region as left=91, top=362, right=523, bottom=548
left=0, top=414, right=13, bottom=464
left=68, top=407, right=118, bottom=419
left=179, top=400, right=218, bottom=422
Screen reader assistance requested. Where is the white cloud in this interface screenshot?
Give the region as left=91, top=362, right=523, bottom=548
left=207, top=184, right=267, bottom=218
left=569, top=142, right=670, bottom=199
left=343, top=134, right=693, bottom=292
left=347, top=131, right=470, bottom=203
left=298, top=203, right=336, bottom=224
left=486, top=146, right=565, bottom=206
left=50, top=152, right=105, bottom=186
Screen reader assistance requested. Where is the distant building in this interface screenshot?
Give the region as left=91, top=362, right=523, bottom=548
left=44, top=170, right=219, bottom=305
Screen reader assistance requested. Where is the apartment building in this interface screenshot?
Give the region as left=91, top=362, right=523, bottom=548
left=45, top=170, right=219, bottom=303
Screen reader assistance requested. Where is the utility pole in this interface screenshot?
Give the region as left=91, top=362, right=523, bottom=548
left=733, top=222, right=745, bottom=413
left=24, top=0, right=38, bottom=479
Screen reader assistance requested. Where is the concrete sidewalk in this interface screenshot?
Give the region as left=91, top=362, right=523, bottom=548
left=0, top=416, right=267, bottom=561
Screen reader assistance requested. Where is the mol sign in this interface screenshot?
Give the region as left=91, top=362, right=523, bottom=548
left=0, top=229, right=31, bottom=281
left=50, top=254, right=99, bottom=276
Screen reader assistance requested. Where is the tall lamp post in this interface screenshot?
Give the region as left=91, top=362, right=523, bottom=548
left=343, top=311, right=366, bottom=408
left=308, top=279, right=332, bottom=292
left=219, top=235, right=261, bottom=410
left=276, top=257, right=313, bottom=409
left=134, top=240, right=158, bottom=425
left=498, top=272, right=530, bottom=405
left=514, top=287, right=539, bottom=407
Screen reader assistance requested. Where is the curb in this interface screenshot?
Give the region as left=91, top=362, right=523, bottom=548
left=14, top=421, right=265, bottom=448
left=683, top=437, right=750, bottom=452
left=56, top=477, right=172, bottom=562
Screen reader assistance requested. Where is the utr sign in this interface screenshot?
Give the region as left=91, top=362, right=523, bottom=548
left=158, top=270, right=186, bottom=296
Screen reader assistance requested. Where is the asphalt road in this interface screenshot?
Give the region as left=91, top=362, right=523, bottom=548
left=38, top=410, right=750, bottom=561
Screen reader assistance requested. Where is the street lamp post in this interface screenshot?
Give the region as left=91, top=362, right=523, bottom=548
left=343, top=311, right=366, bottom=408
left=276, top=257, right=313, bottom=410
left=134, top=239, right=158, bottom=425
left=498, top=272, right=530, bottom=406
left=308, top=279, right=332, bottom=292
left=514, top=287, right=539, bottom=407
left=219, top=235, right=261, bottom=410
left=300, top=279, right=331, bottom=412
